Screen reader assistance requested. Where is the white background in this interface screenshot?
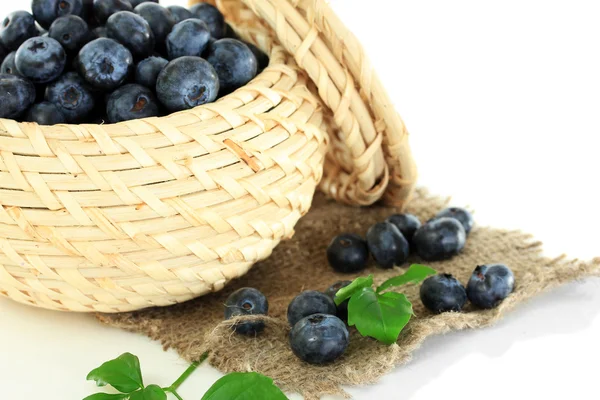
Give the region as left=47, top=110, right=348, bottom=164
left=1, top=1, right=599, bottom=399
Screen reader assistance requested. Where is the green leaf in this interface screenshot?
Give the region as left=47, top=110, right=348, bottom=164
left=376, top=264, right=437, bottom=293
left=348, top=288, right=414, bottom=345
left=82, top=393, right=129, bottom=400
left=86, top=353, right=144, bottom=393
left=334, top=275, right=374, bottom=305
left=129, top=386, right=166, bottom=400
left=201, top=372, right=288, bottom=400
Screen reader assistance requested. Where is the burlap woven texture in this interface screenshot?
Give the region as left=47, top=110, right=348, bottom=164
left=98, top=189, right=600, bottom=399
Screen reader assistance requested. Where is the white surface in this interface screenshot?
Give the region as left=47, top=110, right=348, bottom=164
left=1, top=1, right=599, bottom=399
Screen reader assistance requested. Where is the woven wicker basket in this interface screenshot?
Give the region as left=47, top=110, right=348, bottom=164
left=0, top=0, right=416, bottom=312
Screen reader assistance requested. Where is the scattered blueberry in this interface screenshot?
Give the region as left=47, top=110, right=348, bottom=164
left=327, top=233, right=369, bottom=273
left=413, top=217, right=466, bottom=261
left=45, top=71, right=96, bottom=122
left=287, top=290, right=337, bottom=327
left=366, top=222, right=410, bottom=269
left=48, top=15, right=91, bottom=54
left=15, top=36, right=66, bottom=83
left=206, top=38, right=257, bottom=95
left=224, top=287, right=269, bottom=335
left=93, top=0, right=133, bottom=25
left=77, top=37, right=133, bottom=90
left=325, top=281, right=352, bottom=321
left=0, top=11, right=39, bottom=51
left=156, top=56, right=219, bottom=112
left=433, top=207, right=475, bottom=235
left=1, top=51, right=20, bottom=75
left=32, top=0, right=84, bottom=29
left=467, top=264, right=515, bottom=309
left=386, top=213, right=421, bottom=243
left=106, top=11, right=154, bottom=58
left=420, top=273, right=467, bottom=313
left=243, top=41, right=269, bottom=73
left=134, top=55, right=166, bottom=88
left=133, top=2, right=174, bottom=48
left=189, top=3, right=225, bottom=38
left=106, top=83, right=158, bottom=122
left=0, top=73, right=36, bottom=118
left=167, top=5, right=193, bottom=24
left=25, top=101, right=66, bottom=124
left=290, top=314, right=349, bottom=365
left=166, top=19, right=211, bottom=60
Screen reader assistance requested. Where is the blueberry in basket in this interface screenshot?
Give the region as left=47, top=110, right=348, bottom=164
left=135, top=55, right=167, bottom=88
left=25, top=101, right=66, bottom=124
left=32, top=0, right=84, bottom=30
left=0, top=11, right=39, bottom=51
left=205, top=38, right=258, bottom=95
left=15, top=36, right=66, bottom=84
left=45, top=71, right=96, bottom=122
left=224, top=287, right=269, bottom=335
left=77, top=37, right=133, bottom=90
left=48, top=15, right=92, bottom=54
left=106, top=83, right=159, bottom=123
left=106, top=11, right=155, bottom=59
left=1, top=51, right=20, bottom=75
left=166, top=19, right=211, bottom=60
left=93, top=0, right=133, bottom=25
left=167, top=5, right=193, bottom=24
left=133, top=2, right=175, bottom=49
left=189, top=2, right=225, bottom=39
left=0, top=73, right=36, bottom=118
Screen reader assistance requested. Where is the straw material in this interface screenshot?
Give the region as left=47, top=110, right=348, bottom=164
left=0, top=0, right=416, bottom=312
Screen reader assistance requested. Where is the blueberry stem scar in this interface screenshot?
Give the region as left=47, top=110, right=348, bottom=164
left=163, top=351, right=208, bottom=398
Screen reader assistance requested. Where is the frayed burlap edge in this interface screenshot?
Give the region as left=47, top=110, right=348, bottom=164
left=97, top=189, right=600, bottom=399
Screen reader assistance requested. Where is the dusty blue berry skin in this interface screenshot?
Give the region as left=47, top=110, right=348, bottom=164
left=386, top=214, right=421, bottom=243
left=0, top=11, right=39, bottom=51
left=1, top=51, right=20, bottom=75
left=420, top=273, right=467, bottom=314
left=467, top=264, right=515, bottom=309
left=107, top=11, right=154, bottom=59
left=25, top=101, right=66, bottom=124
left=325, top=281, right=352, bottom=322
left=134, top=3, right=175, bottom=47
left=287, top=290, right=337, bottom=327
left=433, top=207, right=475, bottom=235
left=45, top=71, right=96, bottom=122
left=224, top=287, right=269, bottom=335
left=156, top=56, right=219, bottom=112
left=243, top=41, right=269, bottom=73
left=290, top=314, right=349, bottom=365
left=15, top=37, right=66, bottom=84
left=48, top=15, right=91, bottom=54
left=327, top=233, right=369, bottom=273
left=366, top=222, right=410, bottom=269
left=93, top=0, right=133, bottom=24
left=167, top=6, right=193, bottom=24
left=32, top=0, right=84, bottom=29
left=166, top=19, right=211, bottom=60
left=0, top=73, right=36, bottom=118
left=189, top=3, right=225, bottom=39
left=206, top=39, right=257, bottom=95
left=78, top=38, right=133, bottom=90
left=129, top=0, right=157, bottom=7
left=413, top=217, right=466, bottom=261
left=106, top=83, right=158, bottom=123
left=135, top=55, right=167, bottom=88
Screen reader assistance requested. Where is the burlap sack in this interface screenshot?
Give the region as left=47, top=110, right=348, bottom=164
left=98, top=189, right=600, bottom=399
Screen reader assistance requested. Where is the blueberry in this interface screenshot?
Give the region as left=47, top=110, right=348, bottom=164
left=327, top=233, right=369, bottom=273
left=106, top=83, right=158, bottom=123
left=287, top=290, right=337, bottom=327
left=467, top=264, right=515, bottom=309
left=1, top=51, right=20, bottom=75
left=224, top=287, right=269, bottom=335
left=166, top=19, right=211, bottom=60
left=156, top=56, right=219, bottom=112
left=420, top=273, right=467, bottom=313
left=133, top=3, right=175, bottom=48
left=290, top=314, right=349, bottom=365
left=92, top=26, right=107, bottom=38
left=48, top=15, right=91, bottom=54
left=189, top=3, right=225, bottom=38
left=433, top=207, right=475, bottom=235
left=243, top=41, right=269, bottom=73
left=324, top=281, right=352, bottom=321
left=15, top=37, right=66, bottom=84
left=205, top=39, right=257, bottom=95
left=32, top=0, right=84, bottom=29
left=129, top=0, right=157, bottom=7
left=107, top=11, right=154, bottom=59
left=166, top=6, right=193, bottom=24
left=0, top=74, right=36, bottom=118
left=45, top=71, right=96, bottom=122
left=25, top=101, right=66, bottom=124
left=0, top=11, right=39, bottom=51
left=135, top=55, right=167, bottom=88
left=93, top=0, right=133, bottom=24
left=366, top=222, right=410, bottom=269
left=78, top=38, right=133, bottom=90
left=386, top=213, right=421, bottom=243
left=413, top=217, right=466, bottom=261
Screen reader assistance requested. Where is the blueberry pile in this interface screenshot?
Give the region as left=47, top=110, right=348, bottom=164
left=0, top=0, right=269, bottom=124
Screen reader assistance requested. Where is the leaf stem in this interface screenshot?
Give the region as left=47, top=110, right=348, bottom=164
left=169, top=390, right=184, bottom=400
left=168, top=352, right=209, bottom=392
